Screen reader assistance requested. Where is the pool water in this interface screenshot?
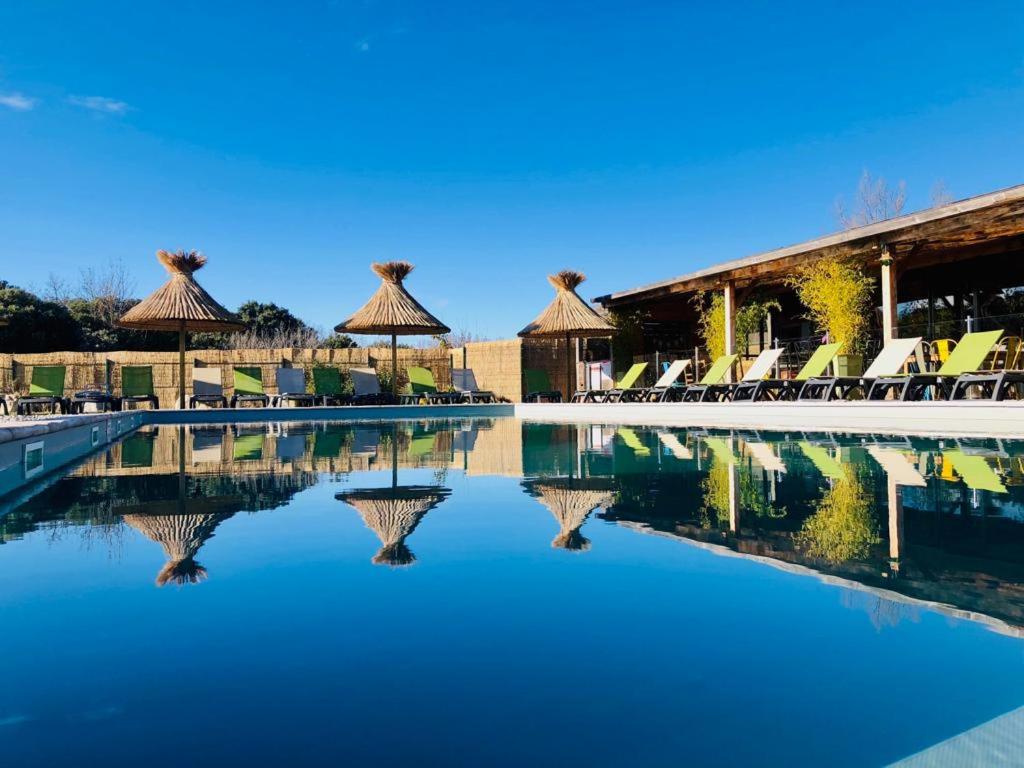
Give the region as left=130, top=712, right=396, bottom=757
left=1, top=419, right=1023, bottom=767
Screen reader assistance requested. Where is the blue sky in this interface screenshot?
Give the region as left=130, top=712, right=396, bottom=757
left=1, top=1, right=1023, bottom=339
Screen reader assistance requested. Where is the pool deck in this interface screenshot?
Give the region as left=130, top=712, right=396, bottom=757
left=2, top=399, right=1024, bottom=444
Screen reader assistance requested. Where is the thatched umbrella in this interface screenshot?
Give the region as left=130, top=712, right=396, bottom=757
left=334, top=261, right=450, bottom=396
left=118, top=250, right=245, bottom=407
left=524, top=479, right=613, bottom=551
left=518, top=270, right=614, bottom=400
left=336, top=486, right=450, bottom=566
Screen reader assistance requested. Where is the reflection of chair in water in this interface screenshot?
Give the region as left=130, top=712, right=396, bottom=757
left=941, top=450, right=1008, bottom=493
left=120, top=430, right=156, bottom=468
left=232, top=427, right=266, bottom=462
left=312, top=426, right=345, bottom=460
left=657, top=431, right=693, bottom=460
left=123, top=508, right=233, bottom=586
left=617, top=428, right=651, bottom=456
left=192, top=426, right=225, bottom=464
left=524, top=479, right=613, bottom=551
left=336, top=486, right=450, bottom=566
left=275, top=430, right=309, bottom=462
left=798, top=442, right=845, bottom=480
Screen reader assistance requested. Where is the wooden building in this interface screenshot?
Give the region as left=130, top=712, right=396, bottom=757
left=592, top=184, right=1024, bottom=367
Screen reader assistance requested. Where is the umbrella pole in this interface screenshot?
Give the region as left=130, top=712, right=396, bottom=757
left=565, top=332, right=573, bottom=401
left=178, top=321, right=186, bottom=409
left=391, top=333, right=398, bottom=397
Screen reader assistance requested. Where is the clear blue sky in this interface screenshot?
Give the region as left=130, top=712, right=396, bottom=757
left=2, top=1, right=1022, bottom=339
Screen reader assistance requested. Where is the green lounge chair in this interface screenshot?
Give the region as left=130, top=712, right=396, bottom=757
left=16, top=365, right=68, bottom=415
left=679, top=354, right=740, bottom=402
left=398, top=367, right=459, bottom=405
left=312, top=426, right=345, bottom=459
left=120, top=365, right=159, bottom=410
left=311, top=367, right=349, bottom=406
left=798, top=337, right=922, bottom=401
left=731, top=343, right=842, bottom=402
left=274, top=368, right=316, bottom=407
left=640, top=360, right=692, bottom=402
left=523, top=369, right=561, bottom=402
left=573, top=362, right=648, bottom=403
left=230, top=367, right=270, bottom=408
left=867, top=331, right=1002, bottom=401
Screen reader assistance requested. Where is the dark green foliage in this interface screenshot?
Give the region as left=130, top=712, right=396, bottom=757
left=0, top=281, right=80, bottom=352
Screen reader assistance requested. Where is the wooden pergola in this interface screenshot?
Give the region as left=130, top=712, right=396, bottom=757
left=593, top=184, right=1024, bottom=355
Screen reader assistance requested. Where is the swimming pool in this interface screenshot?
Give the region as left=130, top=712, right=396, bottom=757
left=1, top=418, right=1023, bottom=766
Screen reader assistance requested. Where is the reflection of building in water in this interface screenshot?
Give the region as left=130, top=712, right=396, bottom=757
left=597, top=431, right=1024, bottom=636
left=523, top=479, right=614, bottom=551
left=336, top=486, right=451, bottom=566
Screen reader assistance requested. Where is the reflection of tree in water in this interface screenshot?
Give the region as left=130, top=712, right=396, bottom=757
left=699, top=461, right=786, bottom=530
left=1, top=470, right=318, bottom=548
left=798, top=465, right=880, bottom=562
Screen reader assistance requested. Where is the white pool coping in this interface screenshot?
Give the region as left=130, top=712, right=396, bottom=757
left=3, top=399, right=1024, bottom=445
left=514, top=401, right=1024, bottom=439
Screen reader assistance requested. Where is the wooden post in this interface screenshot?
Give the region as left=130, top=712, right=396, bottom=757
left=881, top=245, right=898, bottom=342
left=723, top=280, right=736, bottom=382
left=391, top=334, right=398, bottom=396
left=727, top=438, right=740, bottom=534
left=178, top=320, right=186, bottom=409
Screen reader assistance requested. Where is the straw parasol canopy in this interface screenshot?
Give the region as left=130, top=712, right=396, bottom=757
left=524, top=479, right=613, bottom=551
left=336, top=485, right=450, bottom=566
left=119, top=250, right=246, bottom=407
left=334, top=261, right=450, bottom=395
left=518, top=271, right=614, bottom=400
left=123, top=509, right=233, bottom=586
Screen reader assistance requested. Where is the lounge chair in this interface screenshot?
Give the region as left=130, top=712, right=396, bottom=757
left=639, top=360, right=691, bottom=402
left=947, top=334, right=1024, bottom=401
left=312, top=367, right=350, bottom=406
left=866, top=331, right=1002, bottom=401
left=274, top=368, right=316, bottom=407
left=572, top=362, right=648, bottom=403
left=119, top=365, right=159, bottom=410
left=230, top=367, right=270, bottom=408
left=350, top=366, right=391, bottom=405
left=797, top=337, right=922, bottom=401
left=678, top=354, right=739, bottom=402
left=451, top=368, right=497, bottom=403
left=189, top=368, right=228, bottom=409
left=731, top=343, right=842, bottom=402
left=69, top=385, right=118, bottom=413
left=942, top=450, right=1007, bottom=493
left=398, top=367, right=459, bottom=405
left=16, top=365, right=69, bottom=415
left=191, top=426, right=226, bottom=463
left=523, top=369, right=562, bottom=402
left=694, top=348, right=785, bottom=402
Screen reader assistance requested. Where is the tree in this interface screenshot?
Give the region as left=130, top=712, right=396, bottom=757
left=835, top=170, right=906, bottom=229
left=930, top=179, right=953, bottom=207
left=0, top=281, right=80, bottom=352
left=321, top=333, right=358, bottom=349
